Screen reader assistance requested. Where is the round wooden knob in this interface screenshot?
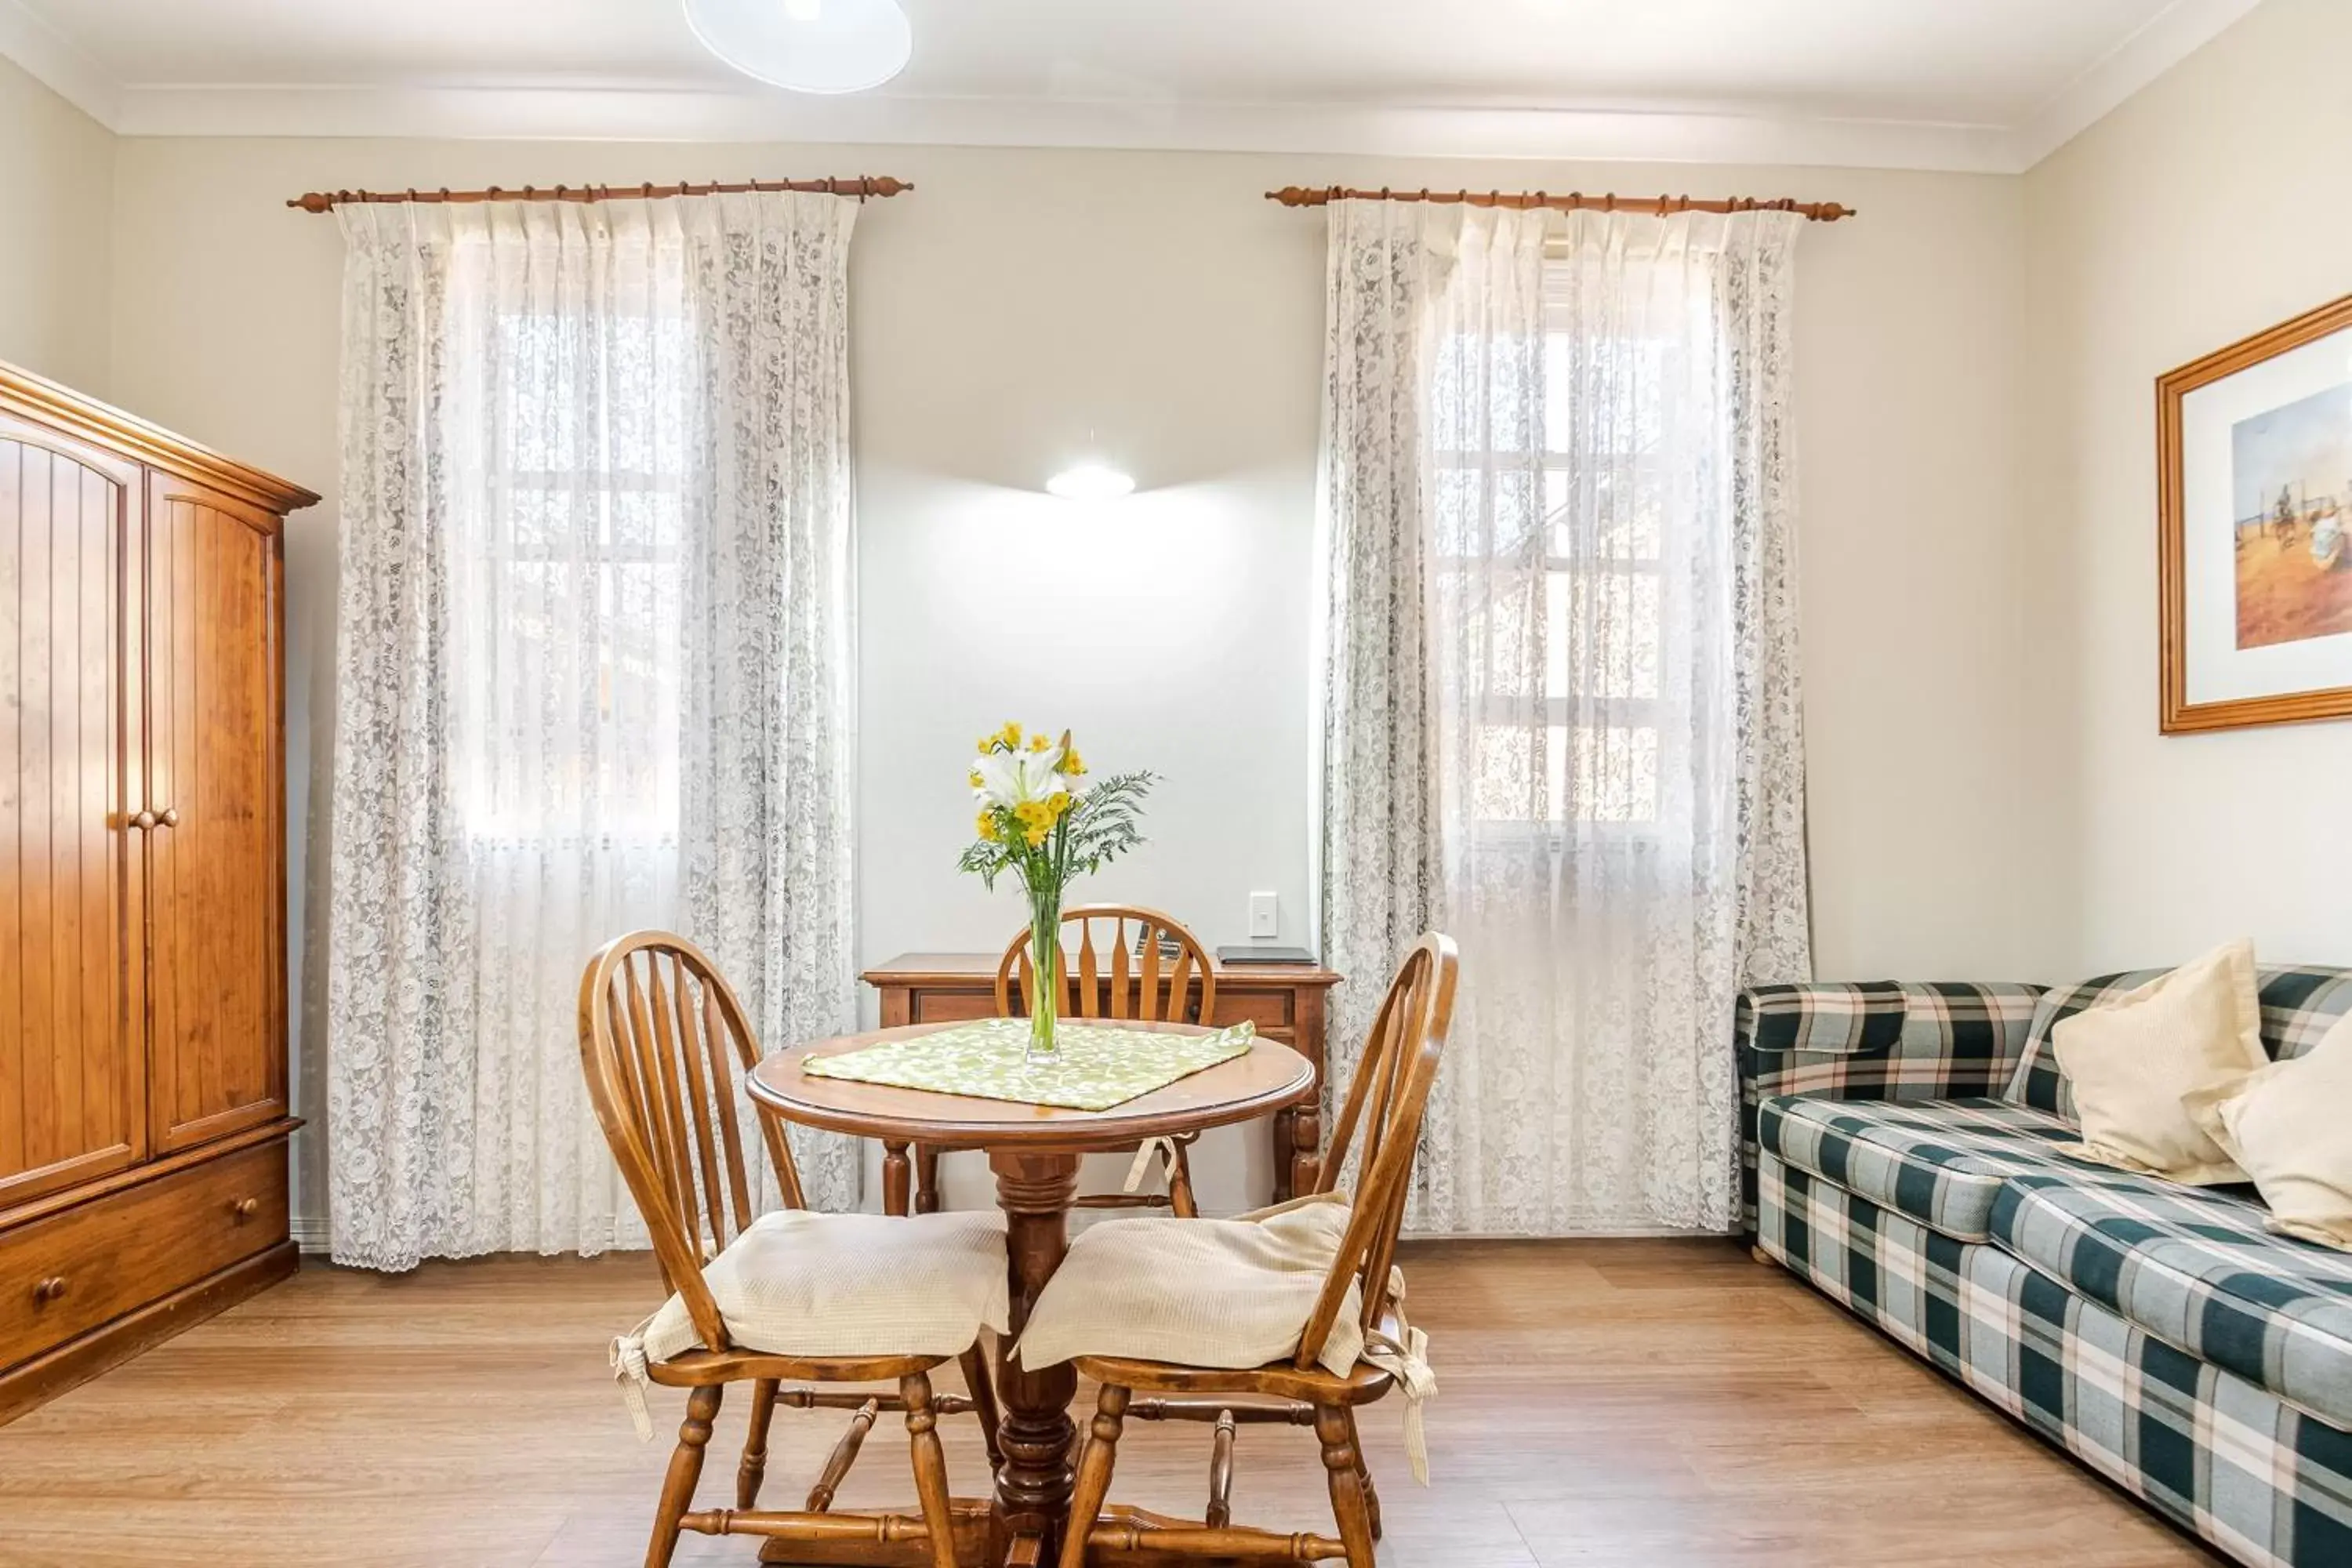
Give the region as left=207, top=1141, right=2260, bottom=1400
left=129, top=809, right=157, bottom=830
left=231, top=1197, right=261, bottom=1222
left=32, top=1276, right=67, bottom=1305
left=158, top=807, right=180, bottom=828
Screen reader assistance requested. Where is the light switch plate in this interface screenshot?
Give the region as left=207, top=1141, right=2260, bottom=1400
left=1248, top=891, right=1279, bottom=938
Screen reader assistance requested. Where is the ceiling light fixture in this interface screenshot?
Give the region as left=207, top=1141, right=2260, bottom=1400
left=1046, top=463, right=1137, bottom=503
left=684, top=0, right=913, bottom=96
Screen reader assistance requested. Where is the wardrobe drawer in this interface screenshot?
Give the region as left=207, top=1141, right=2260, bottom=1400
left=0, top=1142, right=288, bottom=1372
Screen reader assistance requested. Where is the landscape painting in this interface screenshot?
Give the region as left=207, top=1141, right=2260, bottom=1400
left=2232, top=381, right=2352, bottom=649
left=2158, top=289, right=2352, bottom=733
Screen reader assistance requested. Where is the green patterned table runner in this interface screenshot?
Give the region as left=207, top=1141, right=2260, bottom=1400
left=804, top=1018, right=1258, bottom=1112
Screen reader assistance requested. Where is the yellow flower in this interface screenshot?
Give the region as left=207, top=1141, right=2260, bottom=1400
left=998, top=721, right=1023, bottom=749
left=1028, top=733, right=1052, bottom=753
left=1024, top=824, right=1050, bottom=848
left=1050, top=790, right=1073, bottom=815
left=976, top=811, right=999, bottom=842
left=968, top=768, right=985, bottom=789
left=1058, top=746, right=1086, bottom=777
left=976, top=734, right=997, bottom=754
left=1013, top=800, right=1053, bottom=829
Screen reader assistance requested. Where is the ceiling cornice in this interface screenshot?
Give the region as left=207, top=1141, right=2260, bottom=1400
left=0, top=0, right=121, bottom=126
left=2012, top=0, right=2263, bottom=167
left=108, top=85, right=2030, bottom=171
left=0, top=0, right=2267, bottom=175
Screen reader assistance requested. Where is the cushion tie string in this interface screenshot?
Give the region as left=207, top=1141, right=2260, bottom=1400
left=1360, top=1315, right=1436, bottom=1485
left=610, top=1320, right=658, bottom=1442
left=1123, top=1136, right=1178, bottom=1194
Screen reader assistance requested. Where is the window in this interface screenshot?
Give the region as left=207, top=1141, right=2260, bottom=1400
left=452, top=308, right=694, bottom=845
left=1435, top=252, right=1700, bottom=831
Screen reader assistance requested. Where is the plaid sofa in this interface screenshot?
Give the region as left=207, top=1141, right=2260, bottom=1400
left=1740, top=969, right=2352, bottom=1567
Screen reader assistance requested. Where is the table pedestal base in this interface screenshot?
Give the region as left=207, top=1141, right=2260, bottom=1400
left=988, top=1148, right=1083, bottom=1563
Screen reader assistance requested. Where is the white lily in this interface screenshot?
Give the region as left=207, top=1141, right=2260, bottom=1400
left=975, top=742, right=1073, bottom=810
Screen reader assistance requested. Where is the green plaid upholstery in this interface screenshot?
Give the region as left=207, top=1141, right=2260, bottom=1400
left=1993, top=1173, right=2352, bottom=1430
left=1758, top=1094, right=2092, bottom=1242
left=1761, top=1152, right=2352, bottom=1567
left=1738, top=982, right=2043, bottom=1233
left=2005, top=964, right=2352, bottom=1121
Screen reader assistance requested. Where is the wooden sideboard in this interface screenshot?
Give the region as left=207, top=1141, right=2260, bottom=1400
left=861, top=953, right=1344, bottom=1202
left=0, top=360, right=316, bottom=1423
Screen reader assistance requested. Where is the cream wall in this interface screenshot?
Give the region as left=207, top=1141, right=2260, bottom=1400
left=0, top=53, right=114, bottom=392
left=95, top=137, right=2039, bottom=1220
left=2024, top=0, right=2352, bottom=975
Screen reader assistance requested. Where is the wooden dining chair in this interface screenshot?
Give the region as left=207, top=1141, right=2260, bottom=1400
left=1047, top=931, right=1459, bottom=1568
left=579, top=931, right=1004, bottom=1568
left=885, top=905, right=1221, bottom=1220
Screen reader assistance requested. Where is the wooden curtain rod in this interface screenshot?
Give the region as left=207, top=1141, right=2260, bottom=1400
left=287, top=176, right=913, bottom=214
left=1265, top=186, right=1855, bottom=222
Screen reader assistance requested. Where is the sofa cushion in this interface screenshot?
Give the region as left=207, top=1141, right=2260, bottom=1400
left=2051, top=940, right=2266, bottom=1185
left=2005, top=964, right=2352, bottom=1122
left=1758, top=1094, right=2094, bottom=1243
left=1991, top=1171, right=2352, bottom=1430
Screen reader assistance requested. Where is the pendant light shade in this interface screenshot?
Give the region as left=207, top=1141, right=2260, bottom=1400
left=684, top=0, right=913, bottom=95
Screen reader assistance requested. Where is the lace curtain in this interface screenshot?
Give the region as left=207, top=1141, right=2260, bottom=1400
left=1317, top=201, right=1812, bottom=1236
left=321, top=193, right=859, bottom=1269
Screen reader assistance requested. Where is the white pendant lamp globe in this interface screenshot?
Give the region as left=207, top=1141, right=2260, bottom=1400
left=685, top=0, right=913, bottom=95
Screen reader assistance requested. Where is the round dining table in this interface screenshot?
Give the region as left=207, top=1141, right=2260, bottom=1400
left=746, top=1018, right=1318, bottom=1568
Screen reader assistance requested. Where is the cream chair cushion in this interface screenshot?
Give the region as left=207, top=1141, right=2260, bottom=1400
left=1014, top=1192, right=1367, bottom=1377
left=2190, top=1010, right=2352, bottom=1250
left=637, top=1208, right=1011, bottom=1366
left=2050, top=938, right=2268, bottom=1184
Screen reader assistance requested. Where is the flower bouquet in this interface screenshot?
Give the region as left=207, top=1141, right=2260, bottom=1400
left=959, top=724, right=1152, bottom=1061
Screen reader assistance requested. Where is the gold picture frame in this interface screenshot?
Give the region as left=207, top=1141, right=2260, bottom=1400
left=2160, top=289, right=2352, bottom=733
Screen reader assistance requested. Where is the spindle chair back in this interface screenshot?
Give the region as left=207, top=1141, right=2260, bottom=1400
left=995, top=903, right=1218, bottom=1025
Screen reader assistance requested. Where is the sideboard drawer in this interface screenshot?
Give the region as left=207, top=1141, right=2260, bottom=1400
left=908, top=988, right=998, bottom=1025
left=0, top=1142, right=288, bottom=1372
left=1208, top=989, right=1297, bottom=1035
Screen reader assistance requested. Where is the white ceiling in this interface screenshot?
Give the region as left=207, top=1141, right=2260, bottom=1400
left=0, top=0, right=2265, bottom=170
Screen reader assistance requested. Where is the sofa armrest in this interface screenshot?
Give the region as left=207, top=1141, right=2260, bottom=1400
left=1737, top=981, right=2043, bottom=1235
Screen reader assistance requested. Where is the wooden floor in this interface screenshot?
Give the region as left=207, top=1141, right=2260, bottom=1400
left=0, top=1239, right=2217, bottom=1567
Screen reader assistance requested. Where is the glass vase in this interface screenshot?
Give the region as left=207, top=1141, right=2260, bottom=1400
left=1026, top=882, right=1062, bottom=1063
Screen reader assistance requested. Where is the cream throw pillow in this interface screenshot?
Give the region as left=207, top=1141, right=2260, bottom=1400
left=1014, top=1195, right=1367, bottom=1377
left=2190, top=1009, right=2352, bottom=1250
left=2051, top=938, right=2267, bottom=1184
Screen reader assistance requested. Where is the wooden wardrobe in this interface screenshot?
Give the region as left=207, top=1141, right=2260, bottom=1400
left=0, top=360, right=315, bottom=1422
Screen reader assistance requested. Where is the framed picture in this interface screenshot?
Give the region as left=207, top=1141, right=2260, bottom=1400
left=2161, top=290, right=2352, bottom=732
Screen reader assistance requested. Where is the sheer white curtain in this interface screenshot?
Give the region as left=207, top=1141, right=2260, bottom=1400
left=322, top=193, right=859, bottom=1269
left=1319, top=201, right=1811, bottom=1236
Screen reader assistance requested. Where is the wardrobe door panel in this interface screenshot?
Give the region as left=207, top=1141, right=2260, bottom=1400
left=0, top=416, right=143, bottom=1211
left=143, top=472, right=285, bottom=1155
